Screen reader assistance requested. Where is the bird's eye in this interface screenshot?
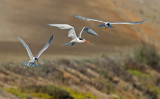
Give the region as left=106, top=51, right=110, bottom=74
left=79, top=38, right=83, bottom=40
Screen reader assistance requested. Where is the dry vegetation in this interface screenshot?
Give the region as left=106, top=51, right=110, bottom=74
left=0, top=43, right=160, bottom=99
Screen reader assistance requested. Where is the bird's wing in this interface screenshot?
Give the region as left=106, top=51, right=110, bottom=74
left=78, top=27, right=99, bottom=38
left=36, top=35, right=53, bottom=58
left=72, top=15, right=104, bottom=23
left=111, top=19, right=148, bottom=25
left=48, top=24, right=77, bottom=39
left=15, top=34, right=33, bottom=60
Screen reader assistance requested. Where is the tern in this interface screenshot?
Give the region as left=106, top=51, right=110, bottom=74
left=72, top=15, right=148, bottom=29
left=15, top=34, right=53, bottom=67
left=48, top=24, right=99, bottom=46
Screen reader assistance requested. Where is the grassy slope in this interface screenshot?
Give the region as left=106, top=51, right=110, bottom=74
left=0, top=48, right=160, bottom=99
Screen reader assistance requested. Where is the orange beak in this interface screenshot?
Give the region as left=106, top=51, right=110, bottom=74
left=84, top=40, right=89, bottom=43
left=105, top=26, right=107, bottom=29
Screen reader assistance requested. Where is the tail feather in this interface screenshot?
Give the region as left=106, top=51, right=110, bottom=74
left=65, top=42, right=76, bottom=46
left=23, top=62, right=37, bottom=67
left=97, top=24, right=105, bottom=27
left=23, top=62, right=31, bottom=67
left=108, top=25, right=113, bottom=28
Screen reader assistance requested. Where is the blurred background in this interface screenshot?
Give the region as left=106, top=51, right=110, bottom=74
left=0, top=0, right=160, bottom=99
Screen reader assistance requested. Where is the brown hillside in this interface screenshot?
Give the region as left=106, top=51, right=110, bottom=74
left=0, top=0, right=157, bottom=60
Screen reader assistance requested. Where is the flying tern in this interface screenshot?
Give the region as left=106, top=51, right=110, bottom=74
left=48, top=24, right=99, bottom=46
left=72, top=15, right=148, bottom=29
left=15, top=34, right=53, bottom=67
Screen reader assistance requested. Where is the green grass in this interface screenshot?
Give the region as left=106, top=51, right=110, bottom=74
left=4, top=85, right=98, bottom=99
left=147, top=84, right=160, bottom=94
left=128, top=69, right=148, bottom=78
left=4, top=88, right=52, bottom=99
left=4, top=88, right=28, bottom=98
left=56, top=85, right=98, bottom=99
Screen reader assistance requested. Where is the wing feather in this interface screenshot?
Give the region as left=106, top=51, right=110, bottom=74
left=36, top=35, right=53, bottom=58
left=72, top=15, right=104, bottom=23
left=111, top=19, right=148, bottom=25
left=48, top=24, right=77, bottom=39
left=78, top=27, right=99, bottom=38
left=15, top=34, right=33, bottom=60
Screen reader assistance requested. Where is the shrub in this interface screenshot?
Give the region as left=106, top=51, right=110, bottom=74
left=23, top=85, right=73, bottom=99
left=132, top=43, right=160, bottom=71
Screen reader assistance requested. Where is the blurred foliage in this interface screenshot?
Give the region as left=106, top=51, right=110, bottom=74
left=1, top=50, right=160, bottom=99
left=147, top=84, right=160, bottom=94
left=4, top=88, right=28, bottom=98
left=128, top=69, right=148, bottom=78
left=132, top=43, right=160, bottom=71
left=4, top=85, right=98, bottom=99
left=22, top=85, right=73, bottom=99
left=4, top=85, right=73, bottom=99
left=56, top=85, right=98, bottom=99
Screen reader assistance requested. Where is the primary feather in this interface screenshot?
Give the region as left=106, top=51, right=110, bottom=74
left=36, top=35, right=53, bottom=58
left=72, top=15, right=104, bottom=23
left=78, top=27, right=99, bottom=38
left=110, top=19, right=149, bottom=24
left=48, top=24, right=77, bottom=39
left=15, top=34, right=33, bottom=60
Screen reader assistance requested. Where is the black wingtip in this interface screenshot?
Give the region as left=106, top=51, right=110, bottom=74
left=48, top=34, right=54, bottom=43
left=141, top=18, right=149, bottom=23
left=51, top=34, right=54, bottom=39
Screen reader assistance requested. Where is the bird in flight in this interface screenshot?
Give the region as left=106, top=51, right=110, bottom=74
left=15, top=34, right=53, bottom=67
left=48, top=24, right=99, bottom=46
left=72, top=15, right=148, bottom=30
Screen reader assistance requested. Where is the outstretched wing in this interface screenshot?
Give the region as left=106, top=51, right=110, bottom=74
left=15, top=33, right=33, bottom=60
left=78, top=27, right=99, bottom=38
left=111, top=19, right=148, bottom=25
left=48, top=24, right=77, bottom=39
left=72, top=15, right=104, bottom=23
left=36, top=35, right=53, bottom=58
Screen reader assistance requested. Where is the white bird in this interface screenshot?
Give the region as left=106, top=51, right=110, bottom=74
left=48, top=24, right=99, bottom=46
left=72, top=15, right=148, bottom=29
left=15, top=34, right=53, bottom=67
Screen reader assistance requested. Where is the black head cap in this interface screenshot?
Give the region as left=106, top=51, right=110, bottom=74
left=35, top=58, right=38, bottom=61
left=79, top=38, right=83, bottom=40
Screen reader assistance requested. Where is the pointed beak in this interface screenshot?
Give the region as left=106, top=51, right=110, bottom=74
left=84, top=40, right=89, bottom=43
left=105, top=26, right=107, bottom=29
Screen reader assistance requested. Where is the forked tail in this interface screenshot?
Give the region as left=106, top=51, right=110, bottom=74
left=97, top=24, right=105, bottom=27
left=65, top=42, right=76, bottom=46
left=23, top=62, right=38, bottom=67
